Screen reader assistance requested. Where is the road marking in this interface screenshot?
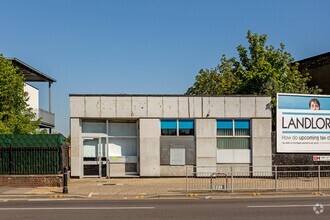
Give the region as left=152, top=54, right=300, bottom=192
left=248, top=204, right=330, bottom=208
left=88, top=192, right=99, bottom=198
left=27, top=199, right=72, bottom=202
left=0, top=207, right=155, bottom=211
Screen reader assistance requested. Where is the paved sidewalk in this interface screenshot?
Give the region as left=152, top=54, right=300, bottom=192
left=0, top=177, right=329, bottom=200
left=67, top=177, right=188, bottom=199
left=0, top=178, right=188, bottom=199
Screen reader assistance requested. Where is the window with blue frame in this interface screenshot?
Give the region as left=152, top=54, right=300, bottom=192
left=161, top=119, right=194, bottom=136
left=161, top=120, right=177, bottom=136
left=216, top=119, right=250, bottom=149
left=178, top=120, right=194, bottom=135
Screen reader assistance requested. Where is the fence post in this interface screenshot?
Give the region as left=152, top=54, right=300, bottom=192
left=318, top=165, right=321, bottom=191
left=231, top=166, right=234, bottom=193
left=9, top=145, right=13, bottom=175
left=186, top=166, right=188, bottom=194
left=63, top=166, right=69, bottom=194
left=275, top=165, right=278, bottom=192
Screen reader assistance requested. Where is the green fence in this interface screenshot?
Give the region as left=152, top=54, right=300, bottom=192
left=0, top=134, right=67, bottom=175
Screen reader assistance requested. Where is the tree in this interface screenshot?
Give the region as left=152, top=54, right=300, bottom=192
left=0, top=54, right=40, bottom=134
left=186, top=31, right=321, bottom=129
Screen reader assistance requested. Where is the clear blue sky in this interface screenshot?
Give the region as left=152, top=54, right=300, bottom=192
left=1, top=0, right=330, bottom=136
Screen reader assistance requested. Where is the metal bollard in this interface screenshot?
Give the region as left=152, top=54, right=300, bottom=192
left=63, top=166, right=69, bottom=194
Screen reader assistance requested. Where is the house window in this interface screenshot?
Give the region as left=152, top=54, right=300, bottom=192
left=161, top=119, right=194, bottom=136
left=217, top=119, right=250, bottom=149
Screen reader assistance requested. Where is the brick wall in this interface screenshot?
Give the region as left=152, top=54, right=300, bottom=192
left=0, top=175, right=63, bottom=187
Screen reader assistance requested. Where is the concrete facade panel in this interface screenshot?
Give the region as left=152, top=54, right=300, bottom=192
left=139, top=119, right=160, bottom=176
left=192, top=97, right=202, bottom=117
left=252, top=156, right=272, bottom=168
left=147, top=97, right=163, bottom=117
left=195, top=119, right=216, bottom=137
left=116, top=97, right=132, bottom=117
left=139, top=119, right=160, bottom=137
left=252, top=119, right=272, bottom=138
left=70, top=157, right=81, bottom=177
left=85, top=96, right=101, bottom=117
left=224, top=97, right=240, bottom=117
left=217, top=164, right=250, bottom=174
left=240, top=97, right=256, bottom=117
left=71, top=118, right=81, bottom=139
left=209, top=97, right=225, bottom=117
left=163, top=97, right=179, bottom=118
left=256, top=97, right=271, bottom=117
left=196, top=157, right=217, bottom=174
left=70, top=97, right=85, bottom=117
left=202, top=97, right=211, bottom=118
left=132, top=97, right=147, bottom=117
left=252, top=156, right=272, bottom=175
left=196, top=138, right=217, bottom=157
left=160, top=166, right=188, bottom=176
left=178, top=97, right=189, bottom=118
left=195, top=119, right=216, bottom=170
left=252, top=137, right=272, bottom=157
left=100, top=96, right=116, bottom=117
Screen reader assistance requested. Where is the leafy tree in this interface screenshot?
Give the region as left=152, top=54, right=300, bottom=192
left=186, top=31, right=321, bottom=129
left=0, top=54, right=40, bottom=134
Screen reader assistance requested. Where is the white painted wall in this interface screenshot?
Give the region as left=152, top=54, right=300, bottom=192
left=24, top=83, right=39, bottom=109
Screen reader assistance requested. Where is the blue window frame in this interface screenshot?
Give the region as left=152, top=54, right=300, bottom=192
left=161, top=120, right=177, bottom=136
left=161, top=119, right=194, bottom=136
left=178, top=120, right=194, bottom=135
left=216, top=119, right=251, bottom=149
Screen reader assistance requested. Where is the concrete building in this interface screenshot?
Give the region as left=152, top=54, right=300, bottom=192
left=10, top=58, right=56, bottom=132
left=70, top=94, right=272, bottom=178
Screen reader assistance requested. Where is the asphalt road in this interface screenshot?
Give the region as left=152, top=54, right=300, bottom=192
left=0, top=197, right=329, bottom=220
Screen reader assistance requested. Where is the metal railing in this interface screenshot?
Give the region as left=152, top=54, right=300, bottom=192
left=32, top=108, right=55, bottom=127
left=186, top=165, right=330, bottom=193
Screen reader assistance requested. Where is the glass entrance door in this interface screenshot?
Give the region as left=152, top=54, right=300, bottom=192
left=83, top=137, right=107, bottom=177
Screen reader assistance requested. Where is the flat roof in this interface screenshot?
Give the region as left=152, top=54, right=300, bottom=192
left=69, top=94, right=270, bottom=97
left=9, top=58, right=56, bottom=83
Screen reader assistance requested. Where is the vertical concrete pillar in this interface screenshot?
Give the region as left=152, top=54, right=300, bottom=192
left=70, top=118, right=82, bottom=178
left=251, top=118, right=272, bottom=174
left=139, top=119, right=160, bottom=176
left=195, top=119, right=217, bottom=174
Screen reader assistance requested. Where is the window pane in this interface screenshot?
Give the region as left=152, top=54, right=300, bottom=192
left=217, top=128, right=233, bottom=136
left=217, top=137, right=250, bottom=149
left=161, top=120, right=177, bottom=136
left=179, top=120, right=194, bottom=129
left=234, top=120, right=250, bottom=136
left=217, top=120, right=232, bottom=129
left=161, top=129, right=177, bottom=136
left=217, top=120, right=233, bottom=136
left=179, top=120, right=194, bottom=136
left=161, top=120, right=177, bottom=129
left=82, top=121, right=106, bottom=134
left=179, top=129, right=194, bottom=135
left=108, top=122, right=136, bottom=136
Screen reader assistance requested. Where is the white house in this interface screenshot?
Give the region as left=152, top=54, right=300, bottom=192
left=10, top=58, right=56, bottom=133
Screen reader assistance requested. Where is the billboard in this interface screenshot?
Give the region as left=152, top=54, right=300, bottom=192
left=277, top=93, right=330, bottom=153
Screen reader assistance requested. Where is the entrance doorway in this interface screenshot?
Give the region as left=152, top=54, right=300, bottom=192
left=82, top=137, right=107, bottom=177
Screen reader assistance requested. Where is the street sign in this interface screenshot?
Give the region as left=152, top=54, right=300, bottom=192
left=313, top=155, right=330, bottom=161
